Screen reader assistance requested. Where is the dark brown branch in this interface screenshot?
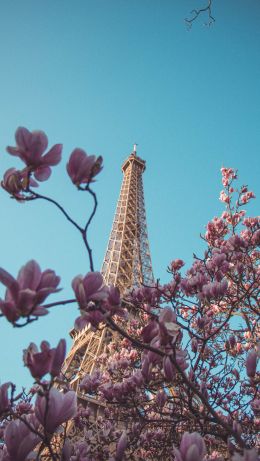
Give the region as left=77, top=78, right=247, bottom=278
left=185, top=0, right=215, bottom=28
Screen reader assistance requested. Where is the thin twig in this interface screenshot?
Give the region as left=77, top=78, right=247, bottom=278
left=185, top=0, right=215, bottom=28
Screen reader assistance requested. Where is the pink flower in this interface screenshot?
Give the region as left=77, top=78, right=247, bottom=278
left=201, top=280, right=228, bottom=301
left=0, top=260, right=61, bottom=324
left=159, top=308, right=179, bottom=340
left=170, top=259, right=185, bottom=271
left=73, top=272, right=113, bottom=330
left=219, top=190, right=230, bottom=203
left=0, top=383, right=11, bottom=416
left=4, top=418, right=40, bottom=461
left=72, top=272, right=108, bottom=308
left=51, top=338, right=67, bottom=377
left=251, top=399, right=260, bottom=414
left=80, top=370, right=103, bottom=394
left=232, top=449, right=259, bottom=461
left=174, top=432, right=206, bottom=461
left=35, top=388, right=77, bottom=433
left=163, top=356, right=175, bottom=381
left=66, top=148, right=103, bottom=186
left=116, top=431, right=127, bottom=460
left=240, top=191, right=256, bottom=204
left=246, top=350, right=258, bottom=378
left=220, top=167, right=237, bottom=187
left=23, top=338, right=66, bottom=379
left=6, top=127, right=62, bottom=181
left=156, top=390, right=168, bottom=407
left=1, top=168, right=38, bottom=199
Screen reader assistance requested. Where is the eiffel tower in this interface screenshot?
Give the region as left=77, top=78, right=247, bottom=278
left=62, top=145, right=154, bottom=411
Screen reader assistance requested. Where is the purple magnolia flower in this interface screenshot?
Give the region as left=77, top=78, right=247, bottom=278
left=163, top=356, right=175, bottom=381
left=35, top=388, right=77, bottom=433
left=201, top=279, right=228, bottom=301
left=159, top=308, right=179, bottom=341
left=72, top=271, right=108, bottom=308
left=1, top=168, right=38, bottom=199
left=4, top=418, right=40, bottom=461
left=0, top=260, right=61, bottom=324
left=116, top=431, right=128, bottom=460
left=80, top=370, right=103, bottom=394
left=246, top=350, right=258, bottom=378
left=156, top=390, right=168, bottom=407
left=23, top=338, right=66, bottom=380
left=0, top=383, right=11, bottom=416
left=6, top=127, right=62, bottom=181
left=73, top=272, right=110, bottom=330
left=174, top=432, right=207, bottom=461
left=232, top=449, right=259, bottom=461
left=66, top=148, right=103, bottom=186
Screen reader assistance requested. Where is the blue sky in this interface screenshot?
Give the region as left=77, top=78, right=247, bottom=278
left=0, top=0, right=259, bottom=389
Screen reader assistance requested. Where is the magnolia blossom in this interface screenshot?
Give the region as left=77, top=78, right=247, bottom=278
left=80, top=369, right=103, bottom=393
left=73, top=272, right=125, bottom=330
left=232, top=449, right=259, bottom=461
left=67, top=148, right=103, bottom=186
left=23, top=339, right=66, bottom=379
left=6, top=127, right=62, bottom=181
left=4, top=418, right=40, bottom=461
left=173, top=432, right=207, bottom=461
left=201, top=279, right=228, bottom=301
left=116, top=431, right=128, bottom=460
left=240, top=191, right=255, bottom=204
left=0, top=383, right=11, bottom=416
left=35, top=388, right=77, bottom=433
left=170, top=259, right=185, bottom=271
left=221, top=167, right=237, bottom=187
left=1, top=168, right=38, bottom=199
left=0, top=260, right=60, bottom=323
left=246, top=350, right=258, bottom=378
left=219, top=190, right=230, bottom=203
left=72, top=271, right=108, bottom=308
left=142, top=308, right=179, bottom=346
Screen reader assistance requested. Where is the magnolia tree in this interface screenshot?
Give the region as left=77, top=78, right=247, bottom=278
left=0, top=127, right=259, bottom=461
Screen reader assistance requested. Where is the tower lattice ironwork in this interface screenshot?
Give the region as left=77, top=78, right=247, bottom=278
left=62, top=146, right=154, bottom=406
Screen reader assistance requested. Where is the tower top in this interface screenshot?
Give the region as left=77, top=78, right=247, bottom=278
left=121, top=144, right=146, bottom=173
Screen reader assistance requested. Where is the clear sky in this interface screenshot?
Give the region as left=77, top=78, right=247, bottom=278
left=0, top=0, right=259, bottom=389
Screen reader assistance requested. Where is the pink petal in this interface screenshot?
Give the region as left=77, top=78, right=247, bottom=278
left=28, top=176, right=39, bottom=187
left=51, top=339, right=66, bottom=377
left=74, top=314, right=89, bottom=331
left=66, top=148, right=88, bottom=183
left=15, top=127, right=32, bottom=150
left=58, top=391, right=77, bottom=423
left=38, top=270, right=60, bottom=289
left=6, top=146, right=21, bottom=157
left=33, top=306, right=49, bottom=316
left=0, top=268, right=18, bottom=291
left=0, top=301, right=20, bottom=323
left=42, top=144, right=62, bottom=166
left=83, top=272, right=103, bottom=296
left=17, top=260, right=41, bottom=290
left=34, top=165, right=51, bottom=181
left=35, top=287, right=61, bottom=305
left=17, top=289, right=36, bottom=314
left=30, top=130, right=48, bottom=158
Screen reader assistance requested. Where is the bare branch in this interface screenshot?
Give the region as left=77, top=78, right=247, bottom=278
left=185, top=0, right=215, bottom=28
